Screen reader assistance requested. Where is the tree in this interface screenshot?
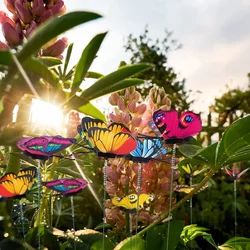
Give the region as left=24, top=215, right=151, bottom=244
left=124, top=27, right=192, bottom=111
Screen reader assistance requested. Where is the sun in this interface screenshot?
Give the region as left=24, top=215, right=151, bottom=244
left=29, top=99, right=63, bottom=131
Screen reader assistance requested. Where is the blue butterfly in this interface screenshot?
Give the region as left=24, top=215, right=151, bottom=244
left=126, top=138, right=168, bottom=163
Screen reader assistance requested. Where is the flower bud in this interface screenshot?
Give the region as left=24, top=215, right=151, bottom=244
left=135, top=104, right=147, bottom=114
left=106, top=181, right=117, bottom=196
left=108, top=95, right=117, bottom=106
left=43, top=37, right=68, bottom=57
left=15, top=0, right=33, bottom=24
left=40, top=9, right=53, bottom=23
left=0, top=11, right=15, bottom=26
left=2, top=22, right=21, bottom=46
left=50, top=0, right=65, bottom=16
left=121, top=112, right=130, bottom=124
left=109, top=113, right=122, bottom=123
left=131, top=117, right=141, bottom=127
left=120, top=175, right=129, bottom=185
left=134, top=92, right=141, bottom=102
left=117, top=98, right=126, bottom=111
left=4, top=0, right=15, bottom=13
left=124, top=89, right=130, bottom=100
left=128, top=100, right=136, bottom=113
left=33, top=0, right=45, bottom=16
left=0, top=41, right=9, bottom=50
left=160, top=104, right=170, bottom=111
left=26, top=21, right=37, bottom=37
left=107, top=167, right=120, bottom=182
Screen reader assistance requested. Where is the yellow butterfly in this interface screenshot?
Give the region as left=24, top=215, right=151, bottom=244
left=112, top=193, right=154, bottom=213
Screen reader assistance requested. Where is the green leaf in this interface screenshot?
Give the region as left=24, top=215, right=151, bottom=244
left=115, top=236, right=146, bottom=250
left=63, top=43, right=74, bottom=76
left=71, top=32, right=107, bottom=94
left=0, top=50, right=12, bottom=65
left=78, top=102, right=106, bottom=121
left=23, top=57, right=59, bottom=88
left=161, top=220, right=185, bottom=250
left=6, top=150, right=20, bottom=174
left=219, top=237, right=250, bottom=250
left=37, top=56, right=62, bottom=68
left=146, top=220, right=184, bottom=250
left=86, top=71, right=103, bottom=79
left=216, top=115, right=250, bottom=166
left=17, top=11, right=102, bottom=63
left=56, top=167, right=82, bottom=178
left=203, top=235, right=218, bottom=249
left=80, top=64, right=153, bottom=100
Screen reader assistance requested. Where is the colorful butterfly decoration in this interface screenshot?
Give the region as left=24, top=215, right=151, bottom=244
left=111, top=193, right=154, bottom=213
left=79, top=117, right=137, bottom=158
left=224, top=166, right=249, bottom=180
left=125, top=138, right=169, bottom=163
left=0, top=167, right=36, bottom=200
left=42, top=178, right=88, bottom=196
left=151, top=110, right=202, bottom=144
left=174, top=184, right=208, bottom=194
left=181, top=164, right=208, bottom=178
left=17, top=136, right=76, bottom=160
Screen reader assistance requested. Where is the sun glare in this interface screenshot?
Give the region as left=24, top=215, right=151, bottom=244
left=30, top=99, right=63, bottom=131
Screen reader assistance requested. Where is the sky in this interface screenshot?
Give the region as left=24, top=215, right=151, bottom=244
left=1, top=0, right=250, bottom=114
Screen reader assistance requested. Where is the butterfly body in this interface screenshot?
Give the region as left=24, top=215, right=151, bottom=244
left=126, top=138, right=168, bottom=163
left=17, top=136, right=76, bottom=160
left=151, top=110, right=202, bottom=144
left=111, top=193, right=154, bottom=213
left=42, top=178, right=88, bottom=196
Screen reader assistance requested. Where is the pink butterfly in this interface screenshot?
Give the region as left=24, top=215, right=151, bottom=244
left=224, top=166, right=249, bottom=180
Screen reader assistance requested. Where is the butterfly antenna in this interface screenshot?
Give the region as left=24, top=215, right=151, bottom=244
left=37, top=160, right=41, bottom=250
left=166, top=143, right=177, bottom=250
left=70, top=196, right=76, bottom=250
left=102, top=159, right=108, bottom=250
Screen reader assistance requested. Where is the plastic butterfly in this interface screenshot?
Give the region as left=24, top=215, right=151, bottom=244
left=150, top=109, right=202, bottom=144
left=111, top=193, right=154, bottom=213
left=125, top=138, right=169, bottom=163
left=174, top=184, right=208, bottom=194
left=181, top=164, right=208, bottom=178
left=42, top=178, right=88, bottom=196
left=17, top=136, right=76, bottom=160
left=224, top=166, right=249, bottom=180
left=0, top=167, right=36, bottom=200
left=81, top=119, right=137, bottom=158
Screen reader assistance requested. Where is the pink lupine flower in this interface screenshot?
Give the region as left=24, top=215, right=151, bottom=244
left=131, top=117, right=142, bottom=127
left=40, top=9, right=53, bottom=23
left=15, top=0, right=33, bottom=24
left=0, top=11, right=15, bottom=26
left=106, top=181, right=118, bottom=197
left=121, top=112, right=130, bottom=124
left=128, top=100, right=136, bottom=113
left=107, top=166, right=121, bottom=182
left=32, top=0, right=46, bottom=16
left=117, top=98, right=126, bottom=111
left=26, top=21, right=37, bottom=37
left=42, top=37, right=68, bottom=57
left=2, top=22, right=21, bottom=46
left=135, top=104, right=147, bottom=114
left=50, top=0, right=65, bottom=16
left=4, top=0, right=16, bottom=13
left=0, top=41, right=9, bottom=50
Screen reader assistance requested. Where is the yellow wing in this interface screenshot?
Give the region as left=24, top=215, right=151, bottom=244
left=18, top=167, right=37, bottom=178
left=0, top=173, right=17, bottom=182
left=112, top=193, right=154, bottom=213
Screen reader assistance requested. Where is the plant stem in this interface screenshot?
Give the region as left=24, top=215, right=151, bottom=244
left=137, top=168, right=216, bottom=237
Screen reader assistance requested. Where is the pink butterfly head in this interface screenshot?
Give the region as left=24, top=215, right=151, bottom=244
left=152, top=109, right=202, bottom=143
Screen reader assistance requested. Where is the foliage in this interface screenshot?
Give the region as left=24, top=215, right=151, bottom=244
left=124, top=27, right=192, bottom=111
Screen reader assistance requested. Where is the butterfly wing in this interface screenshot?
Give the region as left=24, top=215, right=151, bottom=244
left=81, top=117, right=107, bottom=133
left=18, top=167, right=37, bottom=178
left=46, top=136, right=76, bottom=155
left=224, top=166, right=233, bottom=177
left=174, top=185, right=194, bottom=194
left=87, top=128, right=137, bottom=156
left=182, top=164, right=192, bottom=175
left=237, top=168, right=249, bottom=179
left=112, top=193, right=154, bottom=213
left=0, top=173, right=17, bottom=182
left=108, top=123, right=131, bottom=134
left=130, top=139, right=144, bottom=158
left=16, top=137, right=32, bottom=150
left=142, top=138, right=167, bottom=159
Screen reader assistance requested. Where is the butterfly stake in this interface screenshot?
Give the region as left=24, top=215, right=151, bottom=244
left=79, top=117, right=137, bottom=249
left=112, top=193, right=154, bottom=248
left=224, top=166, right=249, bottom=238
left=0, top=167, right=36, bottom=243
left=17, top=135, right=76, bottom=250
left=125, top=137, right=169, bottom=236
left=150, top=109, right=202, bottom=250
left=180, top=164, right=208, bottom=225
left=43, top=178, right=88, bottom=250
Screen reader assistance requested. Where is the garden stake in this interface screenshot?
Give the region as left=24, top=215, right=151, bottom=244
left=37, top=160, right=42, bottom=250
left=129, top=213, right=133, bottom=250
left=135, top=162, right=142, bottom=235
left=19, top=200, right=26, bottom=244
left=190, top=174, right=193, bottom=224
left=70, top=196, right=76, bottom=250
left=102, top=159, right=108, bottom=250
left=166, top=143, right=177, bottom=250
